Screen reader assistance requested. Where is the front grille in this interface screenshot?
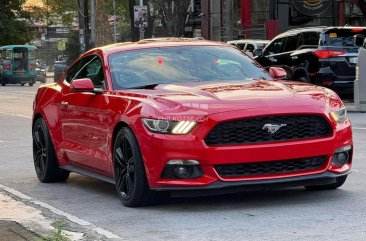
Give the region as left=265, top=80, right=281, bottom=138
left=204, top=115, right=332, bottom=146
left=215, top=156, right=326, bottom=177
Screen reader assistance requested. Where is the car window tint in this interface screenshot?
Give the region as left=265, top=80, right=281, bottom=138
left=324, top=29, right=366, bottom=47
left=264, top=38, right=286, bottom=55
left=109, top=46, right=272, bottom=89
left=283, top=35, right=299, bottom=52
left=74, top=56, right=106, bottom=89
left=65, top=61, right=80, bottom=83
left=246, top=44, right=255, bottom=52
left=301, top=32, right=320, bottom=46
left=236, top=43, right=246, bottom=50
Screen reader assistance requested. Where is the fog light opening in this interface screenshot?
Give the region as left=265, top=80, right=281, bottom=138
left=174, top=166, right=192, bottom=179
left=161, top=160, right=203, bottom=179
left=331, top=145, right=351, bottom=166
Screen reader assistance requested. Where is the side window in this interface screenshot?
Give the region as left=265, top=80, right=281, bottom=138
left=283, top=35, right=299, bottom=52
left=237, top=43, right=246, bottom=50
left=245, top=44, right=255, bottom=53
left=74, top=55, right=106, bottom=89
left=264, top=38, right=286, bottom=56
left=300, top=32, right=320, bottom=46
left=65, top=61, right=80, bottom=83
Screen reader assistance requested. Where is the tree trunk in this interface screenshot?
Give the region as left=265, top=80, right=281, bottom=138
left=161, top=0, right=190, bottom=37
left=129, top=0, right=140, bottom=41
left=358, top=0, right=366, bottom=18
left=95, top=0, right=113, bottom=46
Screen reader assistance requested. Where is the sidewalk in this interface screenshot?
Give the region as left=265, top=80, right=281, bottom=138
left=0, top=192, right=52, bottom=241
left=0, top=220, right=40, bottom=241
left=0, top=192, right=85, bottom=241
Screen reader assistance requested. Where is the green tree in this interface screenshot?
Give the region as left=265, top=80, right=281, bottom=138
left=0, top=0, right=34, bottom=45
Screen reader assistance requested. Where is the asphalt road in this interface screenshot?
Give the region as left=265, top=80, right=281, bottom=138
left=0, top=82, right=366, bottom=241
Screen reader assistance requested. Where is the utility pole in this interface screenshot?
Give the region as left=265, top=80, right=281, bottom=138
left=139, top=0, right=145, bottom=40
left=83, top=0, right=89, bottom=50
left=78, top=0, right=86, bottom=54
left=113, top=0, right=117, bottom=43
left=90, top=0, right=96, bottom=48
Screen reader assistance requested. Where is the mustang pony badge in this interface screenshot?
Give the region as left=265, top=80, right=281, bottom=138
left=262, top=123, right=287, bottom=134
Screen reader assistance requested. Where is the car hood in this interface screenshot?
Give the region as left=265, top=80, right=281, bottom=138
left=118, top=80, right=341, bottom=118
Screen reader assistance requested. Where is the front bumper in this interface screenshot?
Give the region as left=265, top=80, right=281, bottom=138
left=316, top=64, right=355, bottom=93
left=153, top=171, right=350, bottom=196
left=135, top=109, right=353, bottom=190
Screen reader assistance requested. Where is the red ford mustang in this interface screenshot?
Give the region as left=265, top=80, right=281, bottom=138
left=32, top=39, right=353, bottom=207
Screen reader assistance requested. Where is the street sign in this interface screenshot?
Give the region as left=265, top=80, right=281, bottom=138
left=134, top=5, right=148, bottom=27
left=57, top=40, right=66, bottom=51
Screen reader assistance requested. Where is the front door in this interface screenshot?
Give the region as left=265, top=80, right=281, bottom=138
left=60, top=54, right=112, bottom=173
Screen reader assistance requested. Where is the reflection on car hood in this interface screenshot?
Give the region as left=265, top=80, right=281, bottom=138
left=118, top=80, right=339, bottom=117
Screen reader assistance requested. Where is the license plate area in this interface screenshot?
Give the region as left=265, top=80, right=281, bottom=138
left=14, top=71, right=25, bottom=76
left=349, top=57, right=358, bottom=64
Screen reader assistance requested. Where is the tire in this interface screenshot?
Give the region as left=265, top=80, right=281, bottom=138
left=113, top=127, right=165, bottom=207
left=32, top=117, right=70, bottom=182
left=21, top=83, right=24, bottom=86
left=29, top=82, right=33, bottom=87
left=305, top=175, right=347, bottom=191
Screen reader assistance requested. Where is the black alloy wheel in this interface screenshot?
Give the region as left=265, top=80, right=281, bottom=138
left=113, top=127, right=165, bottom=207
left=114, top=133, right=135, bottom=200
left=32, top=117, right=69, bottom=182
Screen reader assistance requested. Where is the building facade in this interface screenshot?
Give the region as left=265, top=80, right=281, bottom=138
left=197, top=0, right=365, bottom=41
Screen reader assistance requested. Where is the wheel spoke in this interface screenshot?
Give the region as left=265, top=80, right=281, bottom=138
left=39, top=156, right=46, bottom=173
left=128, top=157, right=135, bottom=174
left=34, top=155, right=42, bottom=170
left=34, top=149, right=42, bottom=162
left=126, top=175, right=133, bottom=195
left=116, top=172, right=125, bottom=190
left=121, top=175, right=128, bottom=193
left=33, top=129, right=43, bottom=149
left=115, top=147, right=126, bottom=168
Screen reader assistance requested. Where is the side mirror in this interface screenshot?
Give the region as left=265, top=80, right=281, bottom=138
left=354, top=34, right=365, bottom=47
left=70, top=78, right=103, bottom=94
left=268, top=67, right=287, bottom=79
left=253, top=49, right=262, bottom=57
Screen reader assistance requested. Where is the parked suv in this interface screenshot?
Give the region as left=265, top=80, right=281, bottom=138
left=255, top=26, right=366, bottom=94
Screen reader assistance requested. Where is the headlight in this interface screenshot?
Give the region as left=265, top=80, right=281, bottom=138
left=142, top=118, right=197, bottom=134
left=330, top=107, right=347, bottom=123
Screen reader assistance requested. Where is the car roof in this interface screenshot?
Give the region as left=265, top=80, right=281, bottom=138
left=0, top=45, right=37, bottom=50
left=89, top=38, right=227, bottom=56
left=275, top=26, right=366, bottom=39
left=227, top=39, right=270, bottom=44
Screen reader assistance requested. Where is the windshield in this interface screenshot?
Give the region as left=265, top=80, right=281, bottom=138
left=324, top=29, right=366, bottom=47
left=109, top=45, right=272, bottom=89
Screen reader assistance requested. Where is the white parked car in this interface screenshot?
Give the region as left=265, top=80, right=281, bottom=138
left=227, top=39, right=270, bottom=56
